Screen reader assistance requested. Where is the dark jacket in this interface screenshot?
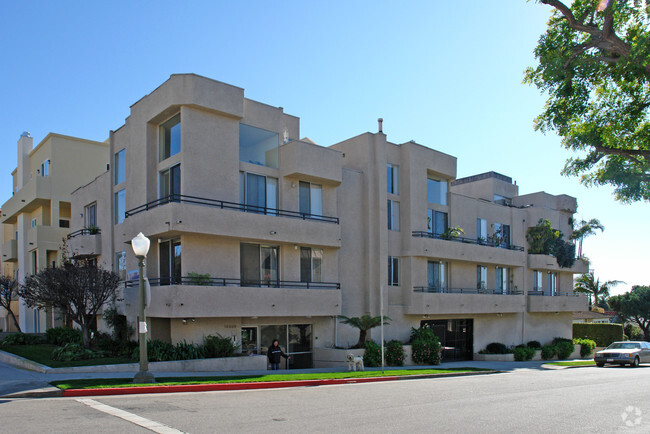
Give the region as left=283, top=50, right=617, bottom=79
left=267, top=345, right=288, bottom=364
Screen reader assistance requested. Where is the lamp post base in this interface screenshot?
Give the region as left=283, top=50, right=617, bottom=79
left=133, top=370, right=155, bottom=384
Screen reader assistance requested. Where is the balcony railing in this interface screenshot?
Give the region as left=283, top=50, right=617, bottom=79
left=124, top=276, right=340, bottom=290
left=125, top=194, right=339, bottom=224
left=412, top=231, right=525, bottom=252
left=413, top=286, right=524, bottom=295
left=528, top=290, right=584, bottom=297
left=66, top=228, right=101, bottom=239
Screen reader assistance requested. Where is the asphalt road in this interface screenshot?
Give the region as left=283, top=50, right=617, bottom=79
left=1, top=365, right=649, bottom=433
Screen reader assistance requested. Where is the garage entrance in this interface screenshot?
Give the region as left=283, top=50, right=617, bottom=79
left=421, top=319, right=473, bottom=361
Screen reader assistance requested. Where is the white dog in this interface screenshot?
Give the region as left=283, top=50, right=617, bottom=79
left=346, top=353, right=364, bottom=371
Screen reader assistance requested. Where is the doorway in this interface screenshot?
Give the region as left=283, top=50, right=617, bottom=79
left=421, top=319, right=473, bottom=361
left=241, top=324, right=313, bottom=369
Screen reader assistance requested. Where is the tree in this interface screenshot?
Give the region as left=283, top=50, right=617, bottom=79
left=574, top=272, right=622, bottom=307
left=609, top=285, right=650, bottom=340
left=526, top=219, right=576, bottom=268
left=338, top=314, right=391, bottom=348
left=19, top=261, right=120, bottom=348
left=526, top=1, right=650, bottom=202
left=570, top=218, right=604, bottom=257
left=0, top=276, right=21, bottom=332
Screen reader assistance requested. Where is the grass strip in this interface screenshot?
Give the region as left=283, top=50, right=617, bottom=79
left=545, top=361, right=596, bottom=366
left=1, top=345, right=135, bottom=368
left=51, top=368, right=490, bottom=390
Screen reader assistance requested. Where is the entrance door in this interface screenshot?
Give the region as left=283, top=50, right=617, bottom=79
left=421, top=319, right=473, bottom=361
left=259, top=324, right=313, bottom=369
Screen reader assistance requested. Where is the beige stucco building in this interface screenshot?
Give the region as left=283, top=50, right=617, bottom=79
left=3, top=74, right=588, bottom=365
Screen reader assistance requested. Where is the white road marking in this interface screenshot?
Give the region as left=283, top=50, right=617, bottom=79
left=75, top=398, right=185, bottom=434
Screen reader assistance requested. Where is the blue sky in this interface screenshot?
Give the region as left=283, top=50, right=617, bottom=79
left=0, top=1, right=646, bottom=295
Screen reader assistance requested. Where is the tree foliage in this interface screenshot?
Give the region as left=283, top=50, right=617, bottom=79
left=570, top=217, right=604, bottom=257
left=338, top=314, right=391, bottom=348
left=526, top=219, right=576, bottom=267
left=609, top=285, right=650, bottom=340
left=19, top=261, right=120, bottom=348
left=573, top=272, right=622, bottom=306
left=526, top=0, right=650, bottom=202
left=0, top=276, right=21, bottom=332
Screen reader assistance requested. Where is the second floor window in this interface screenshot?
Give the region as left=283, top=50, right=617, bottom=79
left=428, top=209, right=448, bottom=236
left=428, top=261, right=447, bottom=291
left=388, top=256, right=400, bottom=286
left=477, top=218, right=487, bottom=243
left=114, top=189, right=125, bottom=224
left=241, top=243, right=279, bottom=286
left=387, top=163, right=399, bottom=194
left=533, top=271, right=543, bottom=291
left=477, top=265, right=487, bottom=290
left=495, top=266, right=509, bottom=294
left=547, top=272, right=558, bottom=296
left=41, top=159, right=50, bottom=177
left=427, top=177, right=447, bottom=205
left=160, top=239, right=182, bottom=285
left=493, top=223, right=511, bottom=247
left=240, top=172, right=278, bottom=214
left=300, top=247, right=323, bottom=283
left=299, top=181, right=322, bottom=217
left=160, top=164, right=181, bottom=199
left=160, top=114, right=181, bottom=161
left=85, top=203, right=97, bottom=228
left=114, top=149, right=125, bottom=185
left=387, top=200, right=400, bottom=231
left=31, top=218, right=37, bottom=228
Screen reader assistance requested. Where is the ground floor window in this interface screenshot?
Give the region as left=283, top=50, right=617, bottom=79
left=241, top=324, right=313, bottom=369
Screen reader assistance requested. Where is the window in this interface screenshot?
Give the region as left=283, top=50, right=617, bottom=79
left=387, top=200, right=400, bottom=231
left=115, top=251, right=126, bottom=281
left=31, top=218, right=37, bottom=228
left=388, top=256, right=400, bottom=286
left=299, top=181, right=322, bottom=217
left=427, top=209, right=448, bottom=236
left=159, top=114, right=181, bottom=161
left=41, top=160, right=50, bottom=177
left=387, top=164, right=399, bottom=195
left=240, top=243, right=279, bottom=286
left=160, top=239, right=182, bottom=285
left=114, top=149, right=125, bottom=185
left=114, top=189, right=125, bottom=224
left=240, top=172, right=278, bottom=214
left=533, top=271, right=543, bottom=291
left=427, top=177, right=447, bottom=205
left=160, top=164, right=181, bottom=200
left=59, top=219, right=70, bottom=228
left=495, top=267, right=509, bottom=294
left=477, top=265, right=487, bottom=290
left=547, top=272, right=558, bottom=296
left=239, top=124, right=279, bottom=168
left=31, top=251, right=37, bottom=274
left=428, top=261, right=447, bottom=292
left=300, top=247, right=323, bottom=283
left=493, top=223, right=511, bottom=248
left=85, top=203, right=97, bottom=228
left=494, top=194, right=512, bottom=206
left=476, top=218, right=487, bottom=243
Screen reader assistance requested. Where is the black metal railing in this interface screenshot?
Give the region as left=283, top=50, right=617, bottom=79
left=412, top=231, right=525, bottom=252
left=123, top=276, right=340, bottom=290
left=528, top=290, right=584, bottom=297
left=413, top=286, right=524, bottom=295
left=125, top=194, right=339, bottom=224
left=66, top=228, right=101, bottom=239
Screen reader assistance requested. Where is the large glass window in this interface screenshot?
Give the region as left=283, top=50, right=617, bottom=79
left=239, top=124, right=279, bottom=168
left=547, top=272, right=558, bottom=296
left=533, top=271, right=543, bottom=291
left=114, top=149, right=125, bottom=185
left=241, top=243, right=279, bottom=287
left=476, top=218, right=487, bottom=243
left=493, top=223, right=511, bottom=248
left=114, top=189, right=125, bottom=224
left=428, top=209, right=448, bottom=236
left=85, top=203, right=97, bottom=228
left=159, top=239, right=181, bottom=285
left=299, top=181, right=322, bottom=217
left=494, top=194, right=512, bottom=206
left=240, top=172, right=278, bottom=214
left=388, top=256, right=400, bottom=286
left=495, top=267, right=509, bottom=294
left=477, top=265, right=487, bottom=290
left=115, top=251, right=126, bottom=281
left=160, top=114, right=181, bottom=161
left=428, top=261, right=447, bottom=292
left=160, top=164, right=181, bottom=199
left=387, top=200, right=400, bottom=231
left=300, top=247, right=323, bottom=283
left=427, top=177, right=447, bottom=205
left=387, top=163, right=399, bottom=195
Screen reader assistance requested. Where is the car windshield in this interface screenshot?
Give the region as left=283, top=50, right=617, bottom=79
left=606, top=342, right=640, bottom=350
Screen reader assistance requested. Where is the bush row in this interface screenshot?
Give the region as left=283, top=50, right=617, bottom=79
left=480, top=337, right=596, bottom=360
left=361, top=326, right=441, bottom=367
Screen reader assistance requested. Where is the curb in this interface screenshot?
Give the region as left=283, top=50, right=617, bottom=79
left=60, top=370, right=498, bottom=398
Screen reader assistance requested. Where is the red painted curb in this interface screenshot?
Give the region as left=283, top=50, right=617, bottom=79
left=62, top=376, right=400, bottom=397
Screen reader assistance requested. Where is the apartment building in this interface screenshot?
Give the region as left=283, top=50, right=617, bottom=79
left=0, top=132, right=109, bottom=332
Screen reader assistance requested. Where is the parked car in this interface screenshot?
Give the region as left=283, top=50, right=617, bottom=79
left=594, top=341, right=650, bottom=367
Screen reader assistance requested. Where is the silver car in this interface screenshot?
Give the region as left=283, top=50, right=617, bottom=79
left=594, top=341, right=650, bottom=367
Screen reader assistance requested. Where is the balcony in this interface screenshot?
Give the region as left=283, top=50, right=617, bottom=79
left=1, top=239, right=17, bottom=262
left=410, top=232, right=525, bottom=266
left=66, top=229, right=102, bottom=258
left=124, top=195, right=341, bottom=247
left=27, top=225, right=70, bottom=250
left=527, top=291, right=588, bottom=312
left=280, top=140, right=342, bottom=185
left=407, top=286, right=526, bottom=315
left=527, top=254, right=589, bottom=274
left=1, top=176, right=52, bottom=224
left=128, top=277, right=341, bottom=318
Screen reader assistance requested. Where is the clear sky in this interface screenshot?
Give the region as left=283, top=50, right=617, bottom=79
left=0, top=1, right=646, bottom=295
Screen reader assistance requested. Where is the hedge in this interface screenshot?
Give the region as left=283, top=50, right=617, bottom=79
left=573, top=323, right=623, bottom=347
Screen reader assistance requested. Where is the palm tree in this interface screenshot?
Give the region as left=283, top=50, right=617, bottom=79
left=574, top=272, right=622, bottom=309
left=570, top=218, right=604, bottom=258
left=338, top=314, right=391, bottom=348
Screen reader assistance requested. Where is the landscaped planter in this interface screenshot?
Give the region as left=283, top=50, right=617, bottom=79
left=313, top=345, right=417, bottom=368
left=473, top=353, right=515, bottom=362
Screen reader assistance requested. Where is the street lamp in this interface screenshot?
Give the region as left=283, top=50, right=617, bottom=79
left=132, top=232, right=154, bottom=383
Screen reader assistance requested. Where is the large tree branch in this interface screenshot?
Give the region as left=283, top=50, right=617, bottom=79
left=592, top=144, right=650, bottom=159
left=540, top=0, right=600, bottom=35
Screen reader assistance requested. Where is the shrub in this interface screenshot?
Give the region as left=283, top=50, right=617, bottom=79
left=385, top=340, right=405, bottom=366
left=573, top=323, right=624, bottom=347
left=203, top=334, right=238, bottom=358
left=409, top=326, right=441, bottom=365
left=51, top=343, right=106, bottom=361
left=1, top=333, right=44, bottom=346
left=46, top=327, right=83, bottom=346
left=173, top=341, right=205, bottom=360
left=363, top=341, right=382, bottom=367
left=103, top=306, right=133, bottom=342
left=551, top=337, right=572, bottom=345
left=187, top=272, right=212, bottom=286
left=555, top=340, right=574, bottom=359
left=573, top=338, right=596, bottom=358
left=541, top=345, right=556, bottom=360
left=484, top=342, right=511, bottom=354
left=513, top=346, right=535, bottom=361
left=624, top=324, right=644, bottom=341
left=527, top=341, right=541, bottom=349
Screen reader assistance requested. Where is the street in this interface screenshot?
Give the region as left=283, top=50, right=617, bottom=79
left=1, top=365, right=649, bottom=433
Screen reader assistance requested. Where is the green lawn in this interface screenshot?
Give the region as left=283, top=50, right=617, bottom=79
left=546, top=360, right=596, bottom=367
left=51, top=368, right=491, bottom=390
left=1, top=344, right=136, bottom=368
